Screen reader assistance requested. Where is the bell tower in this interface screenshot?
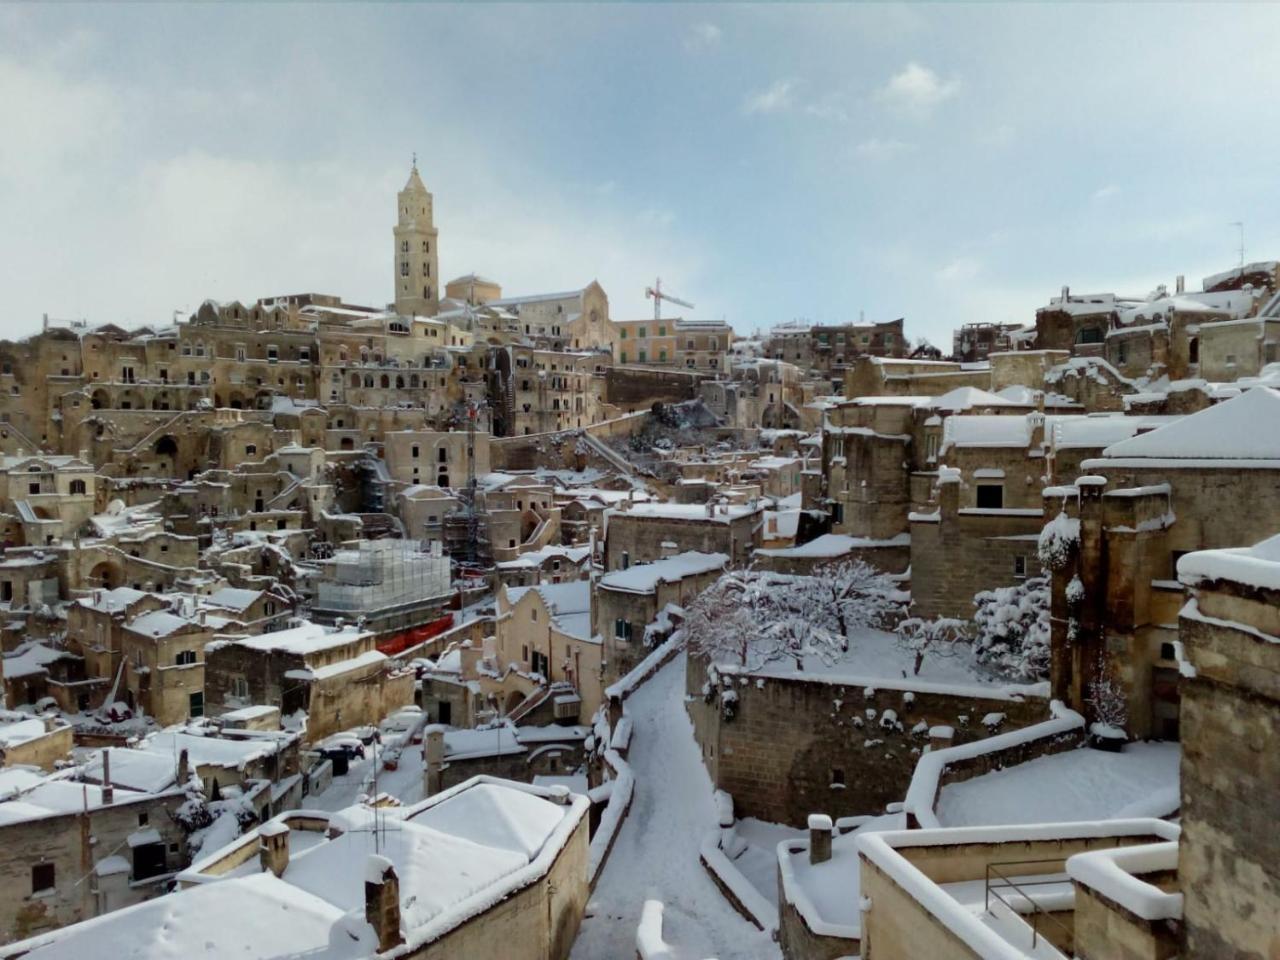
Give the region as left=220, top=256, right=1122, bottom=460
left=393, top=157, right=439, bottom=317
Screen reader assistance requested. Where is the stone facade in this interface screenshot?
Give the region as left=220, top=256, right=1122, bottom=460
left=686, top=655, right=1049, bottom=826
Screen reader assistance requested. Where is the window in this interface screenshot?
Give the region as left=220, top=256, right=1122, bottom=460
left=411, top=445, right=420, bottom=458
left=137, top=811, right=149, bottom=827
left=614, top=619, right=633, bottom=641
left=28, top=482, right=40, bottom=495
left=132, top=842, right=167, bottom=881
left=1013, top=555, right=1027, bottom=578
left=121, top=366, right=135, bottom=383
left=1160, top=641, right=1176, bottom=661
left=189, top=691, right=204, bottom=718
left=658, top=325, right=666, bottom=336
left=230, top=677, right=250, bottom=701
left=401, top=240, right=409, bottom=253
left=1116, top=342, right=1129, bottom=366
left=621, top=551, right=630, bottom=569
left=31, top=863, right=54, bottom=894
left=830, top=767, right=846, bottom=787
left=1225, top=353, right=1238, bottom=366
left=245, top=444, right=256, bottom=455
left=176, top=650, right=197, bottom=666
left=976, top=484, right=1004, bottom=509
left=659, top=349, right=667, bottom=362
left=438, top=448, right=448, bottom=463
left=532, top=608, right=538, bottom=622
left=400, top=261, right=409, bottom=277
left=235, top=345, right=246, bottom=362
left=926, top=434, right=939, bottom=461
left=266, top=345, right=278, bottom=364
left=638, top=327, right=647, bottom=339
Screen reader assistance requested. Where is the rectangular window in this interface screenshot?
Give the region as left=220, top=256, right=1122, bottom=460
left=235, top=345, right=246, bottom=362
left=175, top=650, right=197, bottom=666
left=189, top=691, right=204, bottom=718
left=976, top=485, right=1004, bottom=509
left=230, top=677, right=249, bottom=700
left=31, top=863, right=54, bottom=894
left=1013, top=555, right=1027, bottom=578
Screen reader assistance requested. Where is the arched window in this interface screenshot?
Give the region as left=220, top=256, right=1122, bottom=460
left=69, top=479, right=86, bottom=495
left=380, top=374, right=390, bottom=389
left=395, top=376, right=405, bottom=389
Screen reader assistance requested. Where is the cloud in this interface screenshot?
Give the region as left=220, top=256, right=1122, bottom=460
left=1091, top=183, right=1121, bottom=202
left=683, top=21, right=722, bottom=52
left=875, top=61, right=959, bottom=116
left=854, top=137, right=913, bottom=161
left=936, top=256, right=982, bottom=281
left=803, top=95, right=849, bottom=123
left=637, top=208, right=675, bottom=227
left=979, top=124, right=1016, bottom=148
left=742, top=78, right=797, bottom=115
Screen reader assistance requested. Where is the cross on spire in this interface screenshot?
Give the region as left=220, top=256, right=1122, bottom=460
left=411, top=151, right=418, bottom=171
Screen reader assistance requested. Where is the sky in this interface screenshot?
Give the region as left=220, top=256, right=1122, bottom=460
left=3, top=3, right=1279, bottom=347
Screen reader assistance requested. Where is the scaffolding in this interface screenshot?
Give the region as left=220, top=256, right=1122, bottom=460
left=311, top=539, right=451, bottom=620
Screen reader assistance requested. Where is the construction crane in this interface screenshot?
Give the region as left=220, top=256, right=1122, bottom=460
left=645, top=278, right=694, bottom=322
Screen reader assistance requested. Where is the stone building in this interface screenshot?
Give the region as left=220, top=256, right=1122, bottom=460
left=592, top=550, right=727, bottom=683
left=393, top=162, right=441, bottom=318
left=204, top=621, right=414, bottom=743
left=1175, top=534, right=1280, bottom=958
left=2, top=778, right=590, bottom=960
left=488, top=580, right=601, bottom=721
left=1045, top=386, right=1280, bottom=739
left=0, top=764, right=189, bottom=943
left=768, top=319, right=906, bottom=378
left=602, top=500, right=763, bottom=570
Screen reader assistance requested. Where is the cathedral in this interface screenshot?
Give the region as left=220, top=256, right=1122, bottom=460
left=392, top=159, right=440, bottom=317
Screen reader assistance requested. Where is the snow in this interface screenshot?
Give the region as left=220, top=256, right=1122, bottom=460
left=296, top=648, right=388, bottom=682
left=1177, top=532, right=1280, bottom=592
left=596, top=552, right=729, bottom=594
left=935, top=741, right=1180, bottom=827
left=755, top=532, right=909, bottom=559
left=504, top=581, right=593, bottom=641
left=1101, top=386, right=1280, bottom=461
left=905, top=702, right=1085, bottom=829
left=82, top=748, right=178, bottom=793
left=571, top=654, right=779, bottom=960
left=1, top=642, right=72, bottom=681
left=228, top=620, right=371, bottom=655
left=7, top=872, right=374, bottom=960
left=1066, top=840, right=1183, bottom=920
left=778, top=812, right=904, bottom=938
left=144, top=730, right=284, bottom=771
left=610, top=501, right=763, bottom=524
left=412, top=781, right=566, bottom=859
left=0, top=717, right=49, bottom=748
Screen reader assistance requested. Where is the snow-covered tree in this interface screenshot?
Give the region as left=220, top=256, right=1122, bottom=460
left=1037, top=510, right=1080, bottom=570
left=1086, top=654, right=1128, bottom=737
left=894, top=616, right=967, bottom=675
left=971, top=575, right=1051, bottom=681
left=685, top=562, right=905, bottom=671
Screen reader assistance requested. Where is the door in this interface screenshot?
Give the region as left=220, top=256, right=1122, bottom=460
left=188, top=691, right=204, bottom=718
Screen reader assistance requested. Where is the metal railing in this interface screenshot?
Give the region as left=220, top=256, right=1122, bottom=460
left=984, top=858, right=1074, bottom=950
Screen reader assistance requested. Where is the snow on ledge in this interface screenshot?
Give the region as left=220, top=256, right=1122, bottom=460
left=904, top=700, right=1083, bottom=829
left=588, top=747, right=634, bottom=885
left=1066, top=840, right=1183, bottom=920
left=1176, top=534, right=1280, bottom=593
left=699, top=829, right=775, bottom=933
left=715, top=664, right=1049, bottom=704
left=856, top=820, right=1180, bottom=960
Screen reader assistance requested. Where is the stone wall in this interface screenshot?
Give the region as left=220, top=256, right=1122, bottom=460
left=1073, top=883, right=1180, bottom=960
left=909, top=480, right=1044, bottom=621
left=0, top=791, right=188, bottom=943
left=605, top=368, right=702, bottom=410
left=1178, top=582, right=1280, bottom=959
left=686, top=656, right=1050, bottom=826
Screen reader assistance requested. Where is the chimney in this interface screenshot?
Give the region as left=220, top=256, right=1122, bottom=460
left=1176, top=274, right=1185, bottom=295
left=1061, top=285, right=1070, bottom=303
left=258, top=821, right=290, bottom=878
left=365, top=855, right=405, bottom=952
left=101, top=750, right=114, bottom=805
left=178, top=748, right=190, bottom=785
left=423, top=725, right=445, bottom=797
left=808, top=814, right=833, bottom=864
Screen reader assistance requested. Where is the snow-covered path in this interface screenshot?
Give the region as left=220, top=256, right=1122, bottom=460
left=571, top=653, right=780, bottom=960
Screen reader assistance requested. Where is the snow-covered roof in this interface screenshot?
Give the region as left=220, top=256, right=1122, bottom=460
left=941, top=415, right=1033, bottom=451
left=609, top=501, right=762, bottom=524
left=1099, top=387, right=1280, bottom=462
left=1203, top=260, right=1278, bottom=290
left=1178, top=532, right=1280, bottom=592
left=1, top=642, right=74, bottom=680
left=495, top=544, right=591, bottom=571
left=81, top=748, right=178, bottom=794
left=225, top=621, right=370, bottom=656
left=504, top=581, right=593, bottom=641
left=597, top=551, right=728, bottom=594
left=204, top=587, right=264, bottom=612
left=922, top=387, right=1022, bottom=412
left=143, top=730, right=286, bottom=771
left=755, top=532, right=909, bottom=559
left=76, top=586, right=150, bottom=614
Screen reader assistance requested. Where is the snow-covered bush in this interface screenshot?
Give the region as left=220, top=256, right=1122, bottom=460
left=1037, top=510, right=1080, bottom=570
left=894, top=617, right=967, bottom=675
left=685, top=562, right=906, bottom=671
left=971, top=574, right=1051, bottom=681
left=1086, top=661, right=1129, bottom=736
